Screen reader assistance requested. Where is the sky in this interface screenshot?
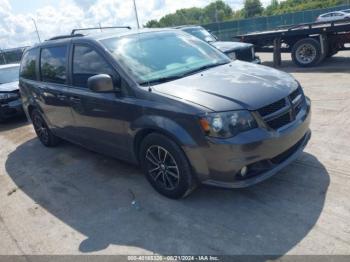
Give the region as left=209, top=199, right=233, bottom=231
left=0, top=0, right=272, bottom=49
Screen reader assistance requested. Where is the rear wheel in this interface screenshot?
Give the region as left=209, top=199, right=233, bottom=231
left=139, top=133, right=197, bottom=199
left=31, top=109, right=60, bottom=147
left=291, top=38, right=322, bottom=67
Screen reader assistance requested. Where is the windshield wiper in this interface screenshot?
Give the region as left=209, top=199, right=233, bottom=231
left=186, top=62, right=229, bottom=75
left=140, top=74, right=185, bottom=86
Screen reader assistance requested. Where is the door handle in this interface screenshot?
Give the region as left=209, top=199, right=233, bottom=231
left=57, top=94, right=66, bottom=100
left=70, top=96, right=81, bottom=103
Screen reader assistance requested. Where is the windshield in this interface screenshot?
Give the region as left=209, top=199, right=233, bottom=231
left=100, top=31, right=229, bottom=84
left=0, top=66, right=20, bottom=84
left=343, top=10, right=350, bottom=14
left=182, top=27, right=217, bottom=43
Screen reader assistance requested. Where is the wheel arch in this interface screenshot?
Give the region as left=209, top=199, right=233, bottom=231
left=133, top=126, right=193, bottom=163
left=130, top=115, right=209, bottom=182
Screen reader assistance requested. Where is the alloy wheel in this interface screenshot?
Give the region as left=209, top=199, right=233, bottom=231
left=145, top=145, right=180, bottom=190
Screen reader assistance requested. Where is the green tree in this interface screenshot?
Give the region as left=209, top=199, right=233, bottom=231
left=243, top=0, right=263, bottom=18
left=157, top=7, right=204, bottom=27
left=203, top=0, right=233, bottom=23
left=268, top=0, right=346, bottom=15
left=264, top=0, right=279, bottom=16
left=145, top=19, right=160, bottom=28
left=144, top=0, right=234, bottom=28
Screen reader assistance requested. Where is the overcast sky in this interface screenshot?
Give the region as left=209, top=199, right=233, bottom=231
left=0, top=0, right=272, bottom=49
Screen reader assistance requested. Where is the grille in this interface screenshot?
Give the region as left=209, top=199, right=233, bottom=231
left=294, top=101, right=303, bottom=115
left=235, top=47, right=254, bottom=62
left=290, top=87, right=301, bottom=102
left=266, top=112, right=291, bottom=130
left=257, top=87, right=305, bottom=130
left=258, top=98, right=286, bottom=117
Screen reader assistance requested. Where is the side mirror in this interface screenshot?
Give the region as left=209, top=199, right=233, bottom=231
left=88, top=74, right=114, bottom=92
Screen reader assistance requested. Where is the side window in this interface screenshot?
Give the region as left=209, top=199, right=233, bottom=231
left=40, top=46, right=67, bottom=84
left=73, top=45, right=117, bottom=88
left=20, top=49, right=37, bottom=80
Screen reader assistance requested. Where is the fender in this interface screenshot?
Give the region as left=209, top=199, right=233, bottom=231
left=130, top=115, right=198, bottom=147
left=130, top=115, right=211, bottom=181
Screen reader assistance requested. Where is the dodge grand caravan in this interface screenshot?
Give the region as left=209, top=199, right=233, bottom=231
left=19, top=28, right=311, bottom=198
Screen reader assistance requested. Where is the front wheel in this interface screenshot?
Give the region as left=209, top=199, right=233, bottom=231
left=139, top=133, right=197, bottom=199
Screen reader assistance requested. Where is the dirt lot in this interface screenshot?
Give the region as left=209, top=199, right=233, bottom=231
left=0, top=52, right=349, bottom=256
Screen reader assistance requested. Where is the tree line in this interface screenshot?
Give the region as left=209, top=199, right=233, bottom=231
left=145, top=0, right=348, bottom=28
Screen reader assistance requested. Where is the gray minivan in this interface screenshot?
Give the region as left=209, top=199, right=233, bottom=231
left=19, top=28, right=311, bottom=198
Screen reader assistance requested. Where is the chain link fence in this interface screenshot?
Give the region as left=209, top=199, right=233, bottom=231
left=204, top=4, right=350, bottom=40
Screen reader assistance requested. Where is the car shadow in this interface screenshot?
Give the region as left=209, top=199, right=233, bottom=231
left=261, top=54, right=350, bottom=74
left=5, top=138, right=329, bottom=256
left=0, top=115, right=29, bottom=132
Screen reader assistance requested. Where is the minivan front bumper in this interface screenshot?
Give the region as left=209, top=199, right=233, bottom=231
left=185, top=97, right=311, bottom=188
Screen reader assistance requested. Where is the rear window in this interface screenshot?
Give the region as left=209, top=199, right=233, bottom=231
left=40, top=46, right=67, bottom=84
left=20, top=49, right=38, bottom=80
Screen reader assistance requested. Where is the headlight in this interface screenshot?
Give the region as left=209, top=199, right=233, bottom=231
left=199, top=110, right=257, bottom=138
left=0, top=92, right=19, bottom=100
left=227, top=52, right=236, bottom=60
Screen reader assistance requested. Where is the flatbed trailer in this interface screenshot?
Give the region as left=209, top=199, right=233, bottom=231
left=238, top=18, right=350, bottom=67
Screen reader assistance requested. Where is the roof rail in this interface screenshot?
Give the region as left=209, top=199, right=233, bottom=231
left=47, top=34, right=84, bottom=41
left=71, top=26, right=131, bottom=35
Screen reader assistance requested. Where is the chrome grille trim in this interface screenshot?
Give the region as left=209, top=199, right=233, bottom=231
left=257, top=86, right=305, bottom=130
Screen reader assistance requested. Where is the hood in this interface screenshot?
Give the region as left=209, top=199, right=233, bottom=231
left=153, top=61, right=299, bottom=112
left=0, top=81, right=19, bottom=92
left=211, top=41, right=253, bottom=53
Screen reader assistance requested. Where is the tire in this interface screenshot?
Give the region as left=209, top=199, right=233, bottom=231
left=139, top=133, right=197, bottom=199
left=30, top=109, right=60, bottom=147
left=291, top=38, right=322, bottom=67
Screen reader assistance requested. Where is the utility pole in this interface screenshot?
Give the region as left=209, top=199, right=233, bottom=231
left=133, top=0, right=140, bottom=29
left=31, top=18, right=41, bottom=43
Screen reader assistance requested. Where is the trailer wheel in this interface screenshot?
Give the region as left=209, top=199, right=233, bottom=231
left=291, top=38, right=322, bottom=67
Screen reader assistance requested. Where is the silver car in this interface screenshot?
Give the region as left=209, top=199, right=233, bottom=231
left=316, top=11, right=350, bottom=22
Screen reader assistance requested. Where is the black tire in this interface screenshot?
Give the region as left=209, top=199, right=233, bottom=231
left=291, top=38, right=322, bottom=67
left=30, top=109, right=60, bottom=147
left=139, top=133, right=197, bottom=199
